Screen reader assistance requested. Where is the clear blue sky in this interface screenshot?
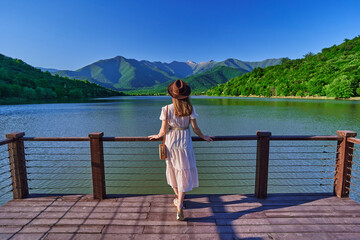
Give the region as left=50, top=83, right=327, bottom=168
left=1, top=0, right=359, bottom=70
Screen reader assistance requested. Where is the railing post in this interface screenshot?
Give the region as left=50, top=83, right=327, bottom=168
left=255, top=131, right=271, bottom=198
left=6, top=132, right=28, bottom=199
left=334, top=130, right=357, bottom=198
left=89, top=132, right=106, bottom=200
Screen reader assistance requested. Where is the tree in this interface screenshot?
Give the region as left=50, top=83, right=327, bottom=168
left=281, top=58, right=291, bottom=65
left=325, top=75, right=353, bottom=98
left=22, top=87, right=37, bottom=99
left=69, top=89, right=83, bottom=98
left=303, top=52, right=315, bottom=58
left=9, top=84, right=22, bottom=96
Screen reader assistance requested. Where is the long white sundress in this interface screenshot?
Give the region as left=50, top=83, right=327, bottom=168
left=159, top=103, right=199, bottom=192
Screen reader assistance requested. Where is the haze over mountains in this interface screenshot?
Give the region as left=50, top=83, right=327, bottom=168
left=54, top=56, right=282, bottom=91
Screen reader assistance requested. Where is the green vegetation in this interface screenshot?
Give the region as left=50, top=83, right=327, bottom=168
left=0, top=54, right=123, bottom=103
left=184, top=66, right=248, bottom=93
left=125, top=66, right=247, bottom=95
left=207, top=36, right=360, bottom=98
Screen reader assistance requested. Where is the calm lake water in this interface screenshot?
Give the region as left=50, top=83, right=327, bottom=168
left=1, top=96, right=360, bottom=205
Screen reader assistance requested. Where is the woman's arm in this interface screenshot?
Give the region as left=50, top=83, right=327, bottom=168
left=191, top=119, right=213, bottom=142
left=148, top=120, right=167, bottom=140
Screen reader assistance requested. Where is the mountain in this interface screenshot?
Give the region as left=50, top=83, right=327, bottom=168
left=56, top=56, right=180, bottom=90
left=0, top=54, right=122, bottom=102
left=190, top=58, right=282, bottom=75
left=184, top=66, right=248, bottom=92
left=55, top=56, right=282, bottom=91
left=37, top=67, right=61, bottom=73
left=126, top=66, right=248, bottom=95
left=207, top=35, right=360, bottom=98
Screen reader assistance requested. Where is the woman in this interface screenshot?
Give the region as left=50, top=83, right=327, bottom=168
left=148, top=79, right=213, bottom=221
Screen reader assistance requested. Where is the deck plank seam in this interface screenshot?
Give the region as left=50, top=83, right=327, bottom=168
left=37, top=196, right=82, bottom=239
left=7, top=196, right=60, bottom=239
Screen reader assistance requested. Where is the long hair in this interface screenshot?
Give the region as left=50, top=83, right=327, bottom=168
left=173, top=97, right=193, bottom=117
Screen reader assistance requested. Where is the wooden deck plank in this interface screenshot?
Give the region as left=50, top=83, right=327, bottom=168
left=56, top=218, right=191, bottom=226
left=4, top=233, right=46, bottom=240
left=267, top=217, right=360, bottom=225
left=0, top=193, right=360, bottom=239
left=275, top=233, right=360, bottom=240
left=62, top=212, right=148, bottom=219
left=265, top=211, right=360, bottom=217
left=44, top=233, right=134, bottom=240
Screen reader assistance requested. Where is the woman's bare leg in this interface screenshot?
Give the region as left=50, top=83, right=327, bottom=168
left=178, top=192, right=185, bottom=210
left=172, top=187, right=179, bottom=198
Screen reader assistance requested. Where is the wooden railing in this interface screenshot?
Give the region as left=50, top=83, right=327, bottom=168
left=1, top=130, right=359, bottom=201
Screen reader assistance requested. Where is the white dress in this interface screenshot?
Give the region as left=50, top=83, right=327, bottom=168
left=159, top=103, right=199, bottom=192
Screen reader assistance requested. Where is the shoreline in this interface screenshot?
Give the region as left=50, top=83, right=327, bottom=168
left=3, top=94, right=360, bottom=106
left=124, top=91, right=360, bottom=101
left=202, top=94, right=360, bottom=101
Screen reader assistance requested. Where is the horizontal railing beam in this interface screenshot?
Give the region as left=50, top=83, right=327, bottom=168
left=0, top=139, right=15, bottom=146
left=347, top=137, right=360, bottom=145
left=270, top=135, right=341, bottom=141
left=103, top=137, right=162, bottom=142
left=22, top=137, right=90, bottom=141
left=20, top=135, right=342, bottom=142
left=103, top=136, right=258, bottom=142
left=192, top=136, right=258, bottom=141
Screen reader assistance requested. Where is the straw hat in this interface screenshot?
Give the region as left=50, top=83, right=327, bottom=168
left=168, top=79, right=191, bottom=99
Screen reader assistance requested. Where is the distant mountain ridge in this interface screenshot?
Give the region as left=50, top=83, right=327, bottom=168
left=37, top=67, right=60, bottom=73
left=55, top=56, right=282, bottom=91
left=128, top=65, right=248, bottom=95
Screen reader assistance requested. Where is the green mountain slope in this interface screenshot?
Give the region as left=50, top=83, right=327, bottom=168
left=207, top=36, right=360, bottom=98
left=55, top=56, right=282, bottom=91
left=191, top=58, right=282, bottom=74
left=127, top=66, right=247, bottom=95
left=56, top=56, right=179, bottom=90
left=0, top=54, right=122, bottom=102
left=184, top=66, right=248, bottom=92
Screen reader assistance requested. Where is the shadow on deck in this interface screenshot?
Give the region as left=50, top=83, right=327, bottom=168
left=1, top=193, right=360, bottom=240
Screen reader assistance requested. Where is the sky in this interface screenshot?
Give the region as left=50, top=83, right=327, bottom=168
left=0, top=0, right=360, bottom=70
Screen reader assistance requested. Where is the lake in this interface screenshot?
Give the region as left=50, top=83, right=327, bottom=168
left=1, top=96, right=360, bottom=205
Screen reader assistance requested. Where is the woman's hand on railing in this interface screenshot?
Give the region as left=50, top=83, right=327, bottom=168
left=148, top=134, right=161, bottom=140
left=202, top=135, right=214, bottom=142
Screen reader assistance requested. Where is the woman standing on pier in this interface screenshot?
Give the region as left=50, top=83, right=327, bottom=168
left=149, top=79, right=213, bottom=221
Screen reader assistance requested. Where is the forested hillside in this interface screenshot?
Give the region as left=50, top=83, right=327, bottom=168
left=207, top=36, right=360, bottom=98
left=127, top=66, right=247, bottom=95
left=183, top=66, right=248, bottom=92
left=0, top=54, right=122, bottom=102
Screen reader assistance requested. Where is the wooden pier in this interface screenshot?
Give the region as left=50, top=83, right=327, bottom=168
left=1, top=130, right=360, bottom=239
left=1, top=193, right=360, bottom=239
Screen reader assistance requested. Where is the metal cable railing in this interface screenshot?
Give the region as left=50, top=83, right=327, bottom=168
left=0, top=144, right=12, bottom=206
left=24, top=141, right=92, bottom=195
left=104, top=140, right=257, bottom=194
left=268, top=141, right=337, bottom=193
left=346, top=143, right=360, bottom=202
